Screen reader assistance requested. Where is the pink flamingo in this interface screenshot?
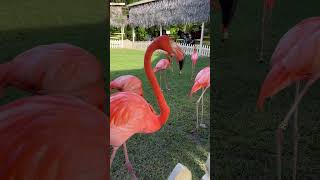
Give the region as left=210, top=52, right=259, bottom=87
left=153, top=58, right=172, bottom=91
left=257, top=28, right=320, bottom=180
left=191, top=46, right=199, bottom=80
left=259, top=17, right=320, bottom=179
left=190, top=66, right=210, bottom=129
left=0, top=43, right=106, bottom=111
left=110, top=35, right=176, bottom=179
left=162, top=51, right=174, bottom=72
left=0, top=95, right=107, bottom=179
left=270, top=17, right=320, bottom=66
left=259, top=0, right=276, bottom=62
left=110, top=75, right=143, bottom=96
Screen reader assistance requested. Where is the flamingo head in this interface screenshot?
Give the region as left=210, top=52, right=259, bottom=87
left=154, top=35, right=177, bottom=59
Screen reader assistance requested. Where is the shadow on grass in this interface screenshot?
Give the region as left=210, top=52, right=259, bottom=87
left=110, top=52, right=210, bottom=179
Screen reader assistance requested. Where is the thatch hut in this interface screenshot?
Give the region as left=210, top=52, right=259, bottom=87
left=127, top=0, right=209, bottom=52
left=110, top=2, right=128, bottom=46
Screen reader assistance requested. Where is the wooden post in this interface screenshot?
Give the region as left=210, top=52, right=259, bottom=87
left=199, top=22, right=205, bottom=56
left=121, top=26, right=124, bottom=48
left=132, top=27, right=135, bottom=48
left=160, top=25, right=162, bottom=36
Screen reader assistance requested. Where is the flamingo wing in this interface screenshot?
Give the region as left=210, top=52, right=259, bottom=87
left=271, top=17, right=320, bottom=66
left=0, top=95, right=106, bottom=179
left=190, top=67, right=210, bottom=95
left=257, top=30, right=320, bottom=110
left=4, top=43, right=105, bottom=110
left=110, top=75, right=143, bottom=96
left=110, top=92, right=153, bottom=128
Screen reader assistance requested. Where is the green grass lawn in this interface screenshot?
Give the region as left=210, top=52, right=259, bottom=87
left=110, top=48, right=210, bottom=179
left=213, top=0, right=320, bottom=179
left=0, top=0, right=107, bottom=105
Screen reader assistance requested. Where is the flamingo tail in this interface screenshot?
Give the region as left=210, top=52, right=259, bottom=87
left=189, top=82, right=202, bottom=97
left=257, top=64, right=291, bottom=111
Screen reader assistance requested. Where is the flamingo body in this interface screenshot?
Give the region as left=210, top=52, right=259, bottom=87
left=257, top=26, right=320, bottom=110
left=191, top=49, right=198, bottom=66
left=110, top=92, right=158, bottom=147
left=190, top=66, right=210, bottom=129
left=154, top=59, right=172, bottom=90
left=153, top=59, right=171, bottom=72
left=0, top=95, right=106, bottom=179
left=271, top=17, right=320, bottom=66
left=0, top=43, right=106, bottom=111
left=110, top=75, right=143, bottom=96
left=190, top=67, right=210, bottom=96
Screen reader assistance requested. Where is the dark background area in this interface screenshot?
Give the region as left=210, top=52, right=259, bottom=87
left=212, top=0, right=320, bottom=179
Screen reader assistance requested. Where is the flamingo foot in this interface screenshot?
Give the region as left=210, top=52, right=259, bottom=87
left=125, top=162, right=134, bottom=173
left=125, top=162, right=138, bottom=180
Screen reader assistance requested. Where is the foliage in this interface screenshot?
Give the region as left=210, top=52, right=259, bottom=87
left=135, top=27, right=148, bottom=40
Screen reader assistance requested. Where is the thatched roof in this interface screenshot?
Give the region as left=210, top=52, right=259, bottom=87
left=110, top=2, right=128, bottom=28
left=127, top=0, right=210, bottom=27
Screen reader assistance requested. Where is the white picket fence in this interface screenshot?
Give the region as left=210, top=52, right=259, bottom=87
left=110, top=40, right=210, bottom=57
left=178, top=43, right=210, bottom=57
left=132, top=41, right=152, bottom=49
left=110, top=40, right=122, bottom=48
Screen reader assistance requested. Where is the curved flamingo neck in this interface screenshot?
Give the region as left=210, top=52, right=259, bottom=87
left=144, top=43, right=170, bottom=126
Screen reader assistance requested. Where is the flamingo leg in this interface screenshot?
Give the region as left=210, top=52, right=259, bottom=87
left=196, top=97, right=199, bottom=129
left=165, top=70, right=170, bottom=90
left=110, top=146, right=119, bottom=168
left=159, top=71, right=162, bottom=91
left=293, top=81, right=300, bottom=180
left=276, top=79, right=315, bottom=180
left=201, top=88, right=204, bottom=123
left=191, top=64, right=194, bottom=80
left=123, top=143, right=138, bottom=180
left=196, top=87, right=209, bottom=129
